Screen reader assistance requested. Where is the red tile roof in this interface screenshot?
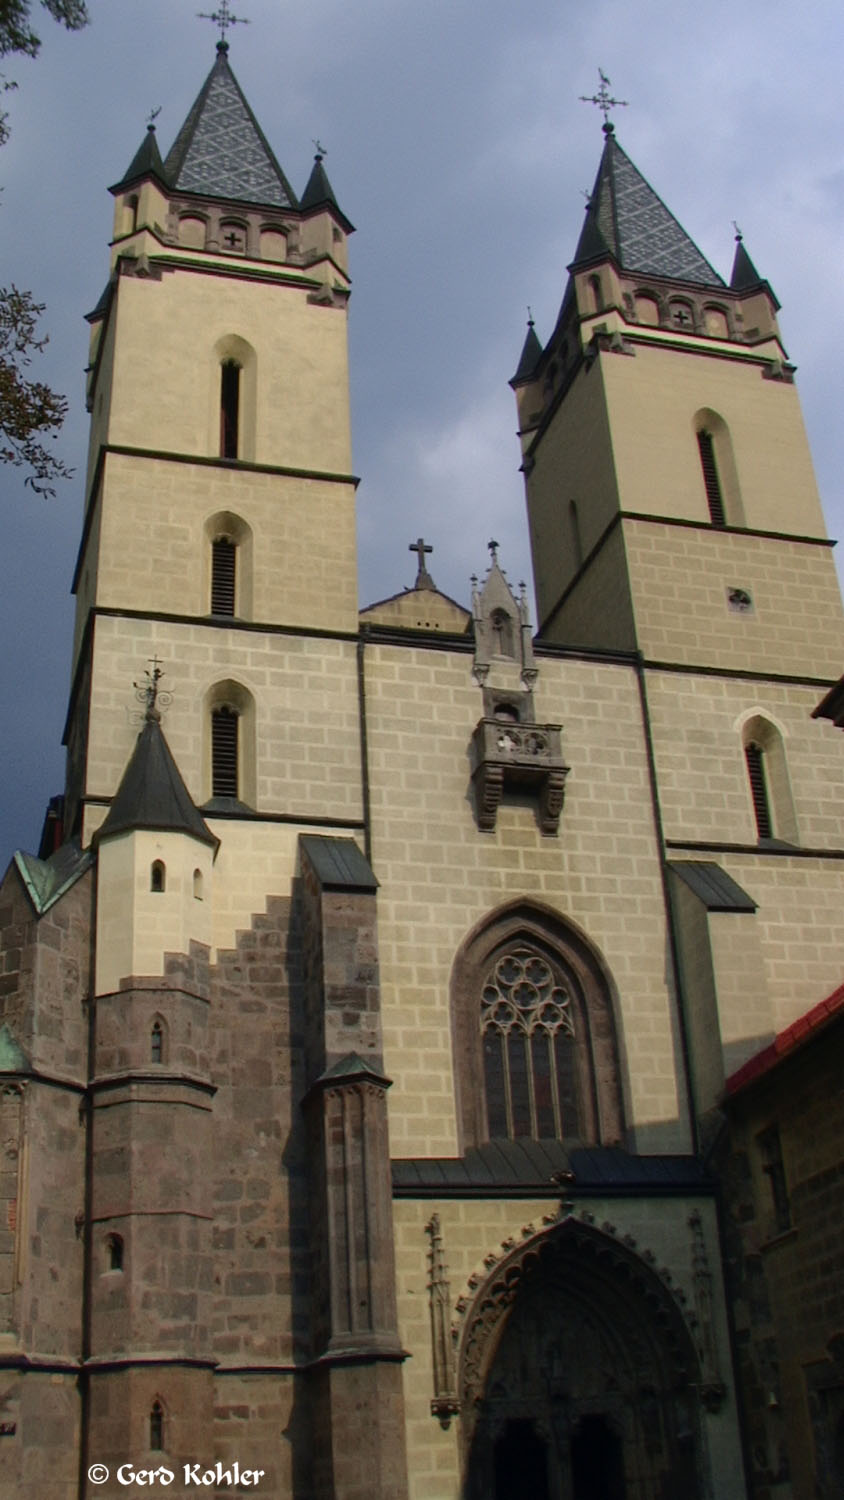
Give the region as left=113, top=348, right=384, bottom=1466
left=724, top=981, right=844, bottom=1096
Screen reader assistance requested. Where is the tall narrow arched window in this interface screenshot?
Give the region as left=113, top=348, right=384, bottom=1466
left=211, top=535, right=236, bottom=615
left=150, top=1401, right=164, bottom=1451
left=745, top=741, right=772, bottom=840
left=451, top=903, right=625, bottom=1152
left=697, top=429, right=726, bottom=526
left=740, top=714, right=798, bottom=845
left=150, top=860, right=166, bottom=893
left=588, top=273, right=603, bottom=312
left=211, top=706, right=239, bottom=797
left=694, top=409, right=744, bottom=527
left=220, top=359, right=241, bottom=459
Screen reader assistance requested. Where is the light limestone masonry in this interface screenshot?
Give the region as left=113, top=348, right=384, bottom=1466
left=77, top=451, right=359, bottom=642
left=97, top=271, right=352, bottom=474
left=81, top=616, right=363, bottom=822
left=392, top=1196, right=743, bottom=1500
left=628, top=524, right=844, bottom=676
left=365, top=642, right=689, bottom=1158
left=645, top=671, right=844, bottom=849
left=95, top=828, right=214, bottom=996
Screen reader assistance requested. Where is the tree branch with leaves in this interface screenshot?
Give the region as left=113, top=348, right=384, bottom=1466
left=0, top=0, right=89, bottom=492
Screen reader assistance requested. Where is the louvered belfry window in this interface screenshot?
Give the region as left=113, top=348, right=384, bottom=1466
left=697, top=429, right=726, bottom=526
left=481, top=946, right=579, bottom=1140
left=212, top=706, right=239, bottom=798
left=220, top=360, right=240, bottom=458
left=211, top=536, right=236, bottom=615
left=745, top=741, right=773, bottom=840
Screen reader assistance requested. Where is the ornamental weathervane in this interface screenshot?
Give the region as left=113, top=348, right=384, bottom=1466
left=579, top=68, right=628, bottom=133
left=197, top=0, right=250, bottom=48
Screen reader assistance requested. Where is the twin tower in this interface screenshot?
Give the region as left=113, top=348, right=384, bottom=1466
left=2, top=40, right=843, bottom=1500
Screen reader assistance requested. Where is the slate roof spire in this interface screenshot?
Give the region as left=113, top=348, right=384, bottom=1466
left=98, top=716, right=218, bottom=850
left=510, top=313, right=543, bottom=387
left=162, top=46, right=298, bottom=208
left=571, top=123, right=723, bottom=287
left=111, top=122, right=167, bottom=193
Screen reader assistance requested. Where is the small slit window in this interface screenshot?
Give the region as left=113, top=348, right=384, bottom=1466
left=212, top=706, right=239, bottom=798
left=758, top=1125, right=791, bottom=1234
left=220, top=360, right=241, bottom=459
left=106, top=1233, right=124, bottom=1272
left=150, top=861, right=166, bottom=894
left=697, top=429, right=726, bottom=526
left=193, top=868, right=203, bottom=900
left=151, top=1021, right=164, bottom=1065
left=211, top=536, right=236, bottom=615
left=150, top=1401, right=164, bottom=1451
left=745, top=741, right=773, bottom=840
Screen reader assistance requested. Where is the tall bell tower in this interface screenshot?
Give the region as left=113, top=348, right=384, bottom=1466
left=513, top=120, right=844, bottom=686
left=66, top=38, right=358, bottom=847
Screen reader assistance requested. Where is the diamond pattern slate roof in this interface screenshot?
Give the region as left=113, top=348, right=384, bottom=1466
left=164, top=48, right=297, bottom=209
left=573, top=129, right=723, bottom=287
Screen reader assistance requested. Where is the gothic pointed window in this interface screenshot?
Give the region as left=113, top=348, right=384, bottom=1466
left=452, top=907, right=625, bottom=1151
left=211, top=535, right=236, bottom=615
left=211, top=706, right=239, bottom=797
left=220, top=360, right=241, bottom=459
left=481, top=947, right=580, bottom=1139
left=150, top=860, right=165, bottom=893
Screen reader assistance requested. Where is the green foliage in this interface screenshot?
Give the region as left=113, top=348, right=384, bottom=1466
left=0, top=286, right=70, bottom=494
left=0, top=1, right=89, bottom=60
left=0, top=2, right=89, bottom=491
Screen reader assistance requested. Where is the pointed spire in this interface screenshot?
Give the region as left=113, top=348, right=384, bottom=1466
left=730, top=230, right=762, bottom=290
left=571, top=130, right=723, bottom=287
left=163, top=47, right=297, bottom=208
left=111, top=123, right=167, bottom=193
left=98, top=717, right=218, bottom=849
left=510, top=313, right=543, bottom=386
left=300, top=149, right=354, bottom=231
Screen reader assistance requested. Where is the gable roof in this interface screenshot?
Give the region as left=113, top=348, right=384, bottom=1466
left=98, top=716, right=218, bottom=849
left=572, top=126, right=723, bottom=287
left=163, top=47, right=298, bottom=209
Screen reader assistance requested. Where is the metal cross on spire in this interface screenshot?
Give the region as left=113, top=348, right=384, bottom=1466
left=197, top=0, right=250, bottom=49
left=579, top=68, right=628, bottom=133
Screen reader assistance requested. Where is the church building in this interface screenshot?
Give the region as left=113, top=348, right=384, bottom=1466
left=1, top=36, right=843, bottom=1500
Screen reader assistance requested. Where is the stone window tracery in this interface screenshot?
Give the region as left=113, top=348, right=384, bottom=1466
left=481, top=947, right=578, bottom=1139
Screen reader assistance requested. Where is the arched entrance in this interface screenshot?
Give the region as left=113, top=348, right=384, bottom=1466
left=461, top=1219, right=703, bottom=1500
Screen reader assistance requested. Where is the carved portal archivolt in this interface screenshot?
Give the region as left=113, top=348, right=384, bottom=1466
left=458, top=1218, right=708, bottom=1500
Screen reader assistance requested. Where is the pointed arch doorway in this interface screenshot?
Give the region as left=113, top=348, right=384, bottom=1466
left=461, top=1220, right=704, bottom=1500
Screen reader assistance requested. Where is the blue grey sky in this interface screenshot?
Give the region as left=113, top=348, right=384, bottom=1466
left=1, top=0, right=843, bottom=858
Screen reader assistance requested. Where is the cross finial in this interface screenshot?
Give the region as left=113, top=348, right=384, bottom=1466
left=198, top=1, right=249, bottom=50
left=488, top=539, right=499, bottom=563
left=579, top=68, right=628, bottom=133
left=133, top=657, right=172, bottom=724
left=409, top=537, right=435, bottom=590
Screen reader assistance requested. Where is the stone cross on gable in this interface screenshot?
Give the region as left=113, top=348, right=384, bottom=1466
left=409, top=537, right=435, bottom=591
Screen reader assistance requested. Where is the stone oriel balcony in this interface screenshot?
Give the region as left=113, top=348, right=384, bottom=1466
left=470, top=718, right=569, bottom=835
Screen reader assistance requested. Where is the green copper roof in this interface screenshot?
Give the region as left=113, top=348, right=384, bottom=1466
left=572, top=127, right=723, bottom=287
left=0, top=1023, right=30, bottom=1074
left=13, top=842, right=93, bottom=916
left=163, top=47, right=297, bottom=209
left=98, top=717, right=218, bottom=849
